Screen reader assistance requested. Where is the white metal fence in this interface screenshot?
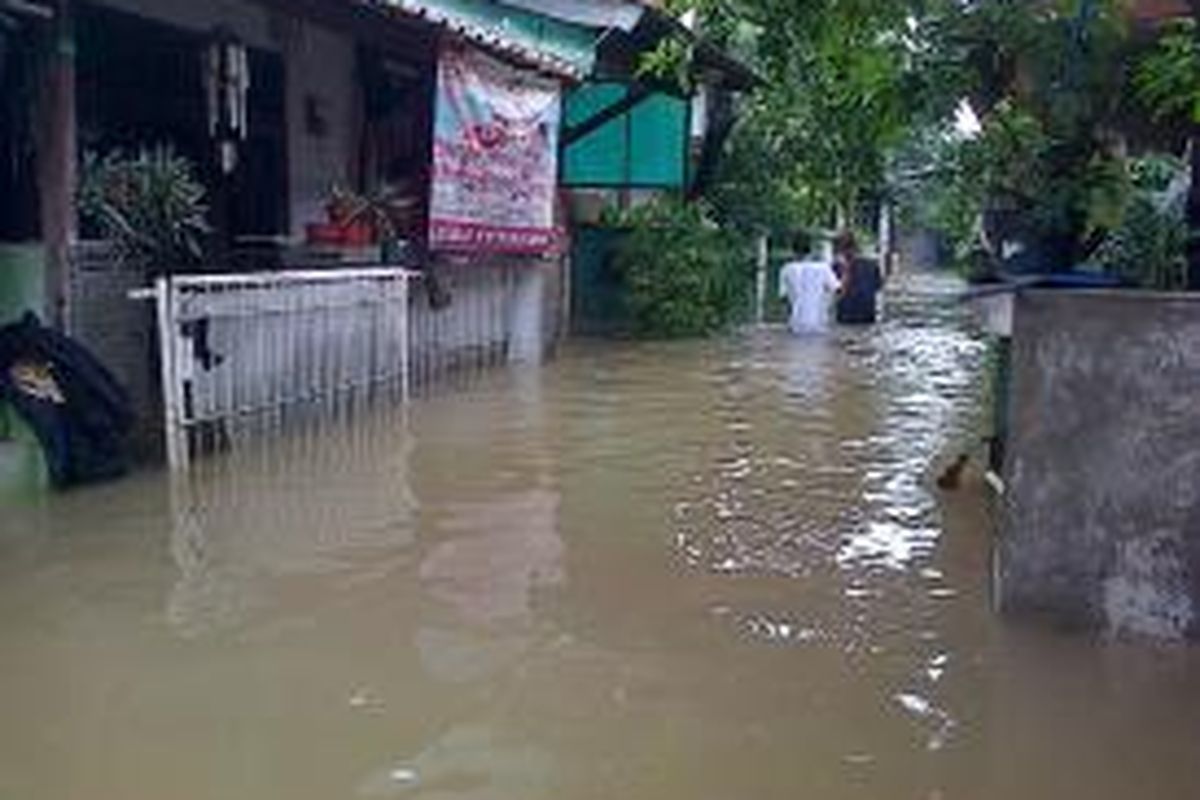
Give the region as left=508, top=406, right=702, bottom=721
left=149, top=268, right=415, bottom=470
left=408, top=262, right=522, bottom=388
left=141, top=263, right=536, bottom=471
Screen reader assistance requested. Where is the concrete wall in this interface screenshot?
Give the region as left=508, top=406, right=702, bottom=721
left=998, top=290, right=1200, bottom=640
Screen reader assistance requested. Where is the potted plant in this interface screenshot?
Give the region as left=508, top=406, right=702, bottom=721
left=355, top=183, right=421, bottom=262
left=77, top=148, right=211, bottom=276
left=308, top=185, right=370, bottom=246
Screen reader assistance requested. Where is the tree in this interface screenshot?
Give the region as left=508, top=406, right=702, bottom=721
left=667, top=0, right=930, bottom=234
left=898, top=0, right=1144, bottom=270
left=1136, top=10, right=1200, bottom=288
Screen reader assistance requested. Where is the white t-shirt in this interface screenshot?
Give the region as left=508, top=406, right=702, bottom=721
left=779, top=259, right=841, bottom=334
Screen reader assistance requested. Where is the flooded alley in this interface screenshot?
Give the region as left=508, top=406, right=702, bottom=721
left=3, top=272, right=1200, bottom=800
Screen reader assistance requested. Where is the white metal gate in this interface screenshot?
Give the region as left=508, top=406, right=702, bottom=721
left=147, top=268, right=416, bottom=471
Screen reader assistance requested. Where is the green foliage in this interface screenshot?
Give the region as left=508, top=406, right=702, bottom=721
left=612, top=198, right=750, bottom=338
left=667, top=0, right=929, bottom=233
left=679, top=0, right=1179, bottom=280
left=1095, top=195, right=1187, bottom=289
left=1135, top=19, right=1200, bottom=123
left=755, top=1, right=918, bottom=222
left=896, top=0, right=1148, bottom=268
left=635, top=37, right=694, bottom=93
left=891, top=127, right=981, bottom=265
left=1094, top=156, right=1189, bottom=290
left=1130, top=153, right=1185, bottom=192
left=708, top=111, right=824, bottom=236
left=78, top=149, right=210, bottom=274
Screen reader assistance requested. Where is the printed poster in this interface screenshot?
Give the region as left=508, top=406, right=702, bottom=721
left=429, top=45, right=562, bottom=255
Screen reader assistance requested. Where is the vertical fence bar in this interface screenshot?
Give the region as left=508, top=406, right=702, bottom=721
left=156, top=276, right=189, bottom=472
left=401, top=273, right=411, bottom=402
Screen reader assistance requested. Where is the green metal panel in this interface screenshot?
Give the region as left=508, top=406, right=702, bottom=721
left=570, top=225, right=629, bottom=334
left=562, top=81, right=689, bottom=189
left=562, top=83, right=628, bottom=185
left=0, top=244, right=47, bottom=495
left=629, top=92, right=688, bottom=187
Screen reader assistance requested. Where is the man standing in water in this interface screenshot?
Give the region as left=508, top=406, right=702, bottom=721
left=833, top=230, right=884, bottom=325
left=779, top=231, right=841, bottom=335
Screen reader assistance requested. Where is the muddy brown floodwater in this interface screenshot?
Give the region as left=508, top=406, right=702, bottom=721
left=3, top=271, right=1200, bottom=799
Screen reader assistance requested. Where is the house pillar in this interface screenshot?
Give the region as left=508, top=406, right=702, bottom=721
left=36, top=0, right=77, bottom=329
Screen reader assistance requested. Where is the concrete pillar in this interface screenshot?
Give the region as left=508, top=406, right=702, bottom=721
left=754, top=232, right=768, bottom=324
left=36, top=0, right=77, bottom=329
left=878, top=199, right=894, bottom=275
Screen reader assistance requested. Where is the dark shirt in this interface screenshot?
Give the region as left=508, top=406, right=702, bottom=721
left=835, top=258, right=883, bottom=325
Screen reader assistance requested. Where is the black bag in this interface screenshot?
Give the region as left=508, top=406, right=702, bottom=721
left=0, top=313, right=135, bottom=488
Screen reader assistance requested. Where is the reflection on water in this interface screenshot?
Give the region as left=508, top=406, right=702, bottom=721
left=3, top=271, right=1200, bottom=800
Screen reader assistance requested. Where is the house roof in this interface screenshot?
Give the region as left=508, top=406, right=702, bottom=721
left=0, top=0, right=53, bottom=20
left=370, top=0, right=600, bottom=79
left=495, top=0, right=645, bottom=32
left=363, top=0, right=758, bottom=90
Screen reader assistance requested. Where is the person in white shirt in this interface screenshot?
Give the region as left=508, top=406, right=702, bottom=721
left=779, top=231, right=841, bottom=335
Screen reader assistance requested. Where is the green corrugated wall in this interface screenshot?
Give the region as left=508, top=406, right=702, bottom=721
left=0, top=243, right=49, bottom=496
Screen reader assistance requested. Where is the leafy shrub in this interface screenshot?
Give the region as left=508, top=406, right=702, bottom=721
left=1095, top=194, right=1187, bottom=290
left=1090, top=154, right=1188, bottom=291
left=78, top=148, right=210, bottom=274
left=612, top=198, right=749, bottom=338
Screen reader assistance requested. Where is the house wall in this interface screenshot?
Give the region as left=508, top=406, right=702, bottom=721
left=998, top=289, right=1200, bottom=641
left=87, top=0, right=359, bottom=234
left=282, top=21, right=358, bottom=236
left=65, top=2, right=566, bottom=467
left=92, top=0, right=277, bottom=50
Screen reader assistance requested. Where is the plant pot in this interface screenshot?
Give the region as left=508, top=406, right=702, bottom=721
left=306, top=222, right=346, bottom=246
left=341, top=221, right=374, bottom=247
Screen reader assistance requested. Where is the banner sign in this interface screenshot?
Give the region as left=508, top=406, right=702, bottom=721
left=429, top=45, right=563, bottom=255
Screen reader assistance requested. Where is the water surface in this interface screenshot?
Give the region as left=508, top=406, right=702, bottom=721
left=3, top=272, right=1199, bottom=799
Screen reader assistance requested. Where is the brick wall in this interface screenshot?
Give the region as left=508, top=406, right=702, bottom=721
left=68, top=242, right=163, bottom=459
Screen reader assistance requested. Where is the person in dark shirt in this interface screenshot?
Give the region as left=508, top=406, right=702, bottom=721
left=832, top=230, right=884, bottom=325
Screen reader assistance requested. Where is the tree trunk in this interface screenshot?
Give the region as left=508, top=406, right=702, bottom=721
left=687, top=88, right=735, bottom=202
left=1189, top=2, right=1200, bottom=290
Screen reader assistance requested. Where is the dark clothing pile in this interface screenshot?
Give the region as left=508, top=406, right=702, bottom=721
left=0, top=313, right=134, bottom=488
